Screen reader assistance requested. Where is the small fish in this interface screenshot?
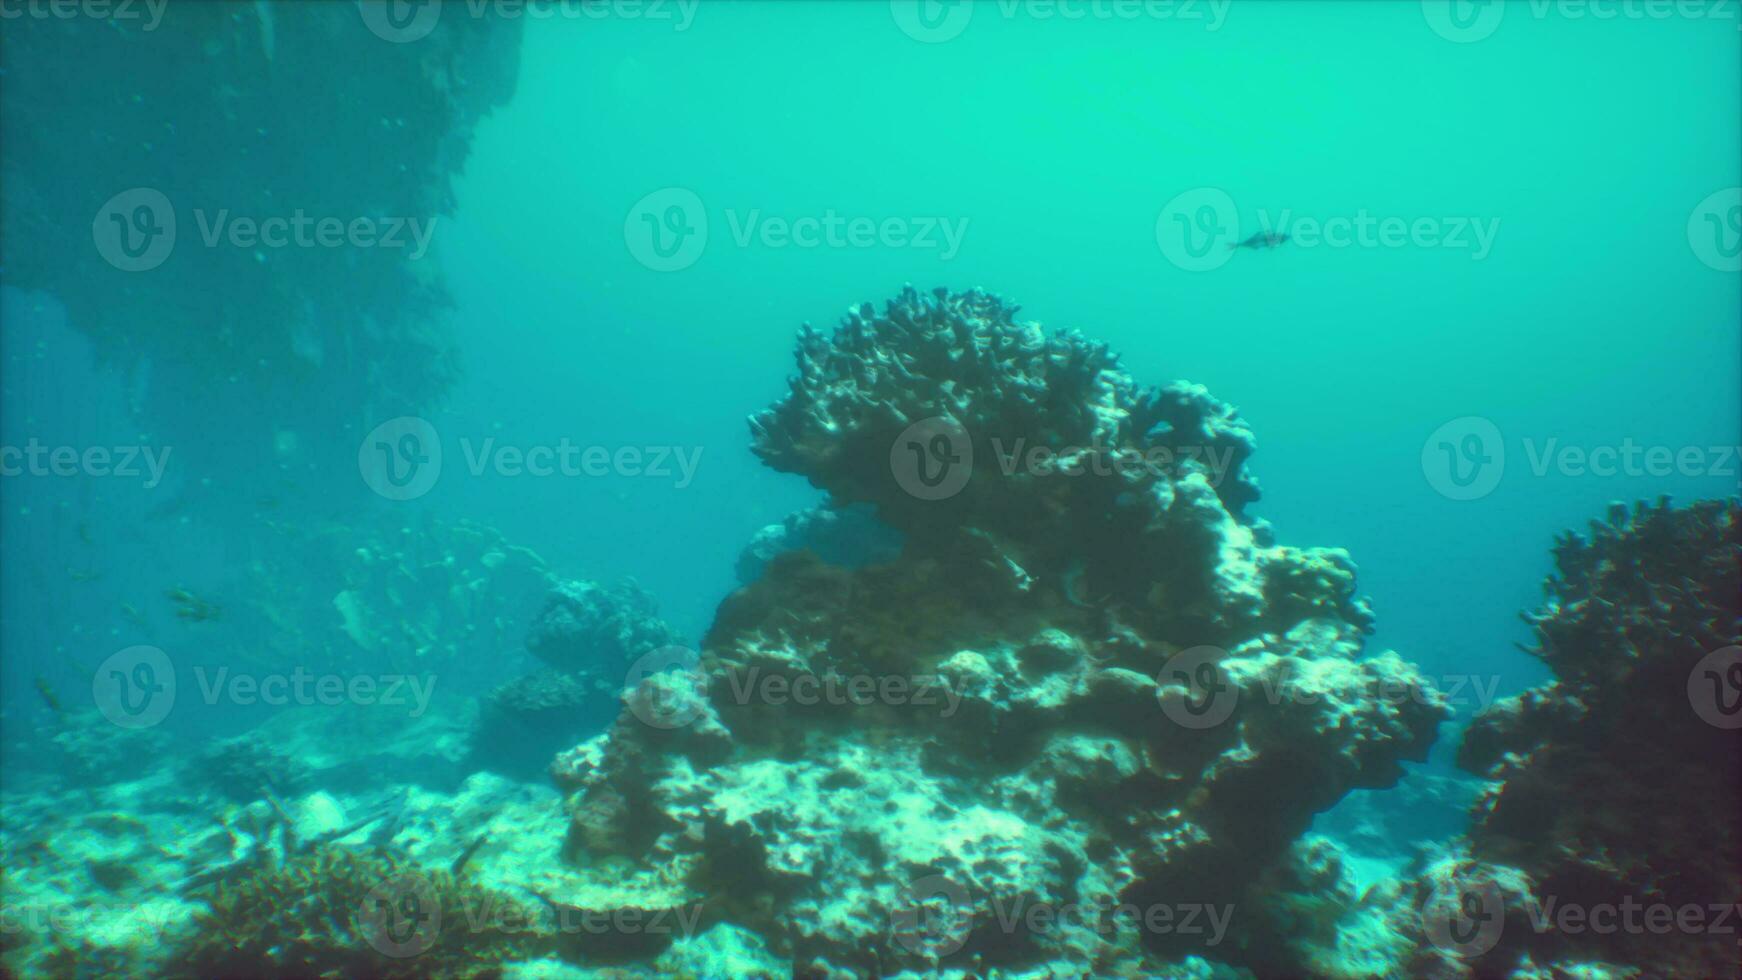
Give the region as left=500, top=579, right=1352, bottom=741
left=167, top=587, right=222, bottom=622
left=451, top=832, right=489, bottom=876
left=1229, top=231, right=1290, bottom=251
left=33, top=676, right=63, bottom=717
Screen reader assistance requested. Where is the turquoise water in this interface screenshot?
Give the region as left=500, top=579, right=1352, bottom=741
left=440, top=0, right=1740, bottom=692
left=0, top=2, right=1738, bottom=976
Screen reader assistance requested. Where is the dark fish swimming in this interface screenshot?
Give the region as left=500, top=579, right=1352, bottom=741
left=1229, top=230, right=1290, bottom=250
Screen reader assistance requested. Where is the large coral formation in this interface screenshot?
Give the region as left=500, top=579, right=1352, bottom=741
left=1400, top=498, right=1742, bottom=979
left=553, top=287, right=1447, bottom=975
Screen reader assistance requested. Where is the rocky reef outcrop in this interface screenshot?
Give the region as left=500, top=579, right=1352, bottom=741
left=550, top=287, right=1447, bottom=975
left=474, top=579, right=685, bottom=777
left=1404, top=498, right=1741, bottom=978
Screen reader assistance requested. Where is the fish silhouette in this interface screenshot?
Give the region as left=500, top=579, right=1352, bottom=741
left=1229, top=231, right=1290, bottom=250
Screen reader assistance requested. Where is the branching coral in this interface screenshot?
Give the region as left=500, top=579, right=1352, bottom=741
left=181, top=846, right=546, bottom=979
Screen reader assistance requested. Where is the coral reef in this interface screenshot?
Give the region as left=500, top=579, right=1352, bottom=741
left=551, top=287, right=1447, bottom=975
left=236, top=516, right=554, bottom=693
left=1404, top=498, right=1742, bottom=978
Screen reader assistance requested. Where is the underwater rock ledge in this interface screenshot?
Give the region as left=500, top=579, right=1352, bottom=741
left=553, top=286, right=1448, bottom=976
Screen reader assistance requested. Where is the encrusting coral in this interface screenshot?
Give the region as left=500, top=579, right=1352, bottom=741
left=551, top=287, right=1448, bottom=976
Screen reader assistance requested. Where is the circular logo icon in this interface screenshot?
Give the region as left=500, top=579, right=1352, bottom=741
left=624, top=645, right=708, bottom=730
left=1157, top=645, right=1236, bottom=729
left=1421, top=873, right=1504, bottom=959
left=625, top=187, right=708, bottom=272
left=360, top=871, right=442, bottom=958
left=891, top=417, right=972, bottom=502
left=359, top=417, right=442, bottom=501
left=1156, top=187, right=1239, bottom=272
left=889, top=0, right=973, bottom=43
left=1420, top=0, right=1505, bottom=44
left=890, top=873, right=973, bottom=958
left=1688, top=187, right=1742, bottom=273
left=92, top=645, right=176, bottom=729
left=1689, top=645, right=1742, bottom=730
left=93, top=188, right=176, bottom=272
left=1421, top=416, right=1504, bottom=501
left=358, top=0, right=442, bottom=43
